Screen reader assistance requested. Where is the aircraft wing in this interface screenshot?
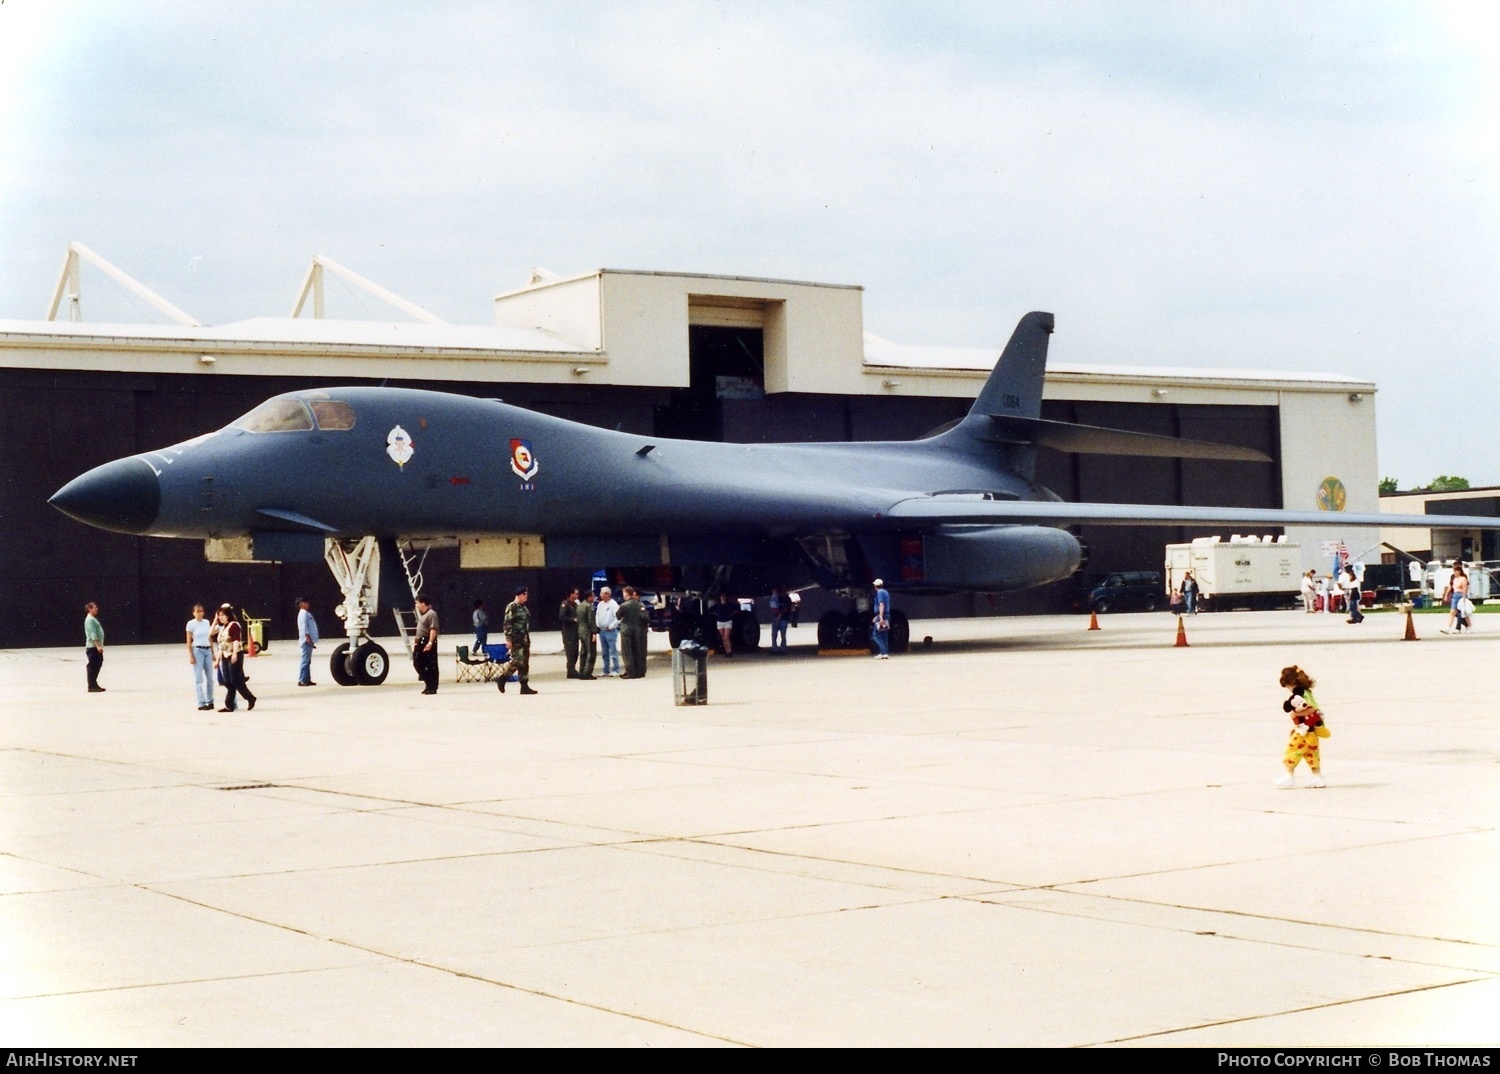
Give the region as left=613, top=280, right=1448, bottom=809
left=884, top=496, right=1497, bottom=531
left=985, top=416, right=1272, bottom=462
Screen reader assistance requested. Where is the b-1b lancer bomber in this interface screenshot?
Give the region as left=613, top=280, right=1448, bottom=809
left=50, top=312, right=1495, bottom=685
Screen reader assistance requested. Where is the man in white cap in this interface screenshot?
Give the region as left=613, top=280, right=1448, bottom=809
left=871, top=578, right=891, bottom=659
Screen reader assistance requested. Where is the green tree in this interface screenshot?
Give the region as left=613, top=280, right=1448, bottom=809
left=1379, top=477, right=1399, bottom=494
left=1427, top=475, right=1470, bottom=492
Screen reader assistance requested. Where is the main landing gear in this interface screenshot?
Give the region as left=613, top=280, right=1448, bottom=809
left=816, top=608, right=910, bottom=653
left=666, top=597, right=762, bottom=653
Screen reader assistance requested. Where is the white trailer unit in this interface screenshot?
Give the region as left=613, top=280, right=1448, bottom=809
left=1165, top=536, right=1302, bottom=610
left=1423, top=561, right=1495, bottom=604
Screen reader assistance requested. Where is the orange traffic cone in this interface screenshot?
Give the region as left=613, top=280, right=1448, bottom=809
left=1403, top=608, right=1419, bottom=641
left=247, top=633, right=258, bottom=657
left=1088, top=610, right=1100, bottom=631
left=1174, top=615, right=1189, bottom=648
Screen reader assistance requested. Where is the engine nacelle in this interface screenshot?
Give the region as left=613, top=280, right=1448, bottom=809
left=917, top=525, right=1082, bottom=593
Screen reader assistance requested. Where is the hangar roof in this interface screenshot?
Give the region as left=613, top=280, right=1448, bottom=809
left=0, top=312, right=1377, bottom=397
left=862, top=335, right=1373, bottom=393
left=0, top=317, right=587, bottom=354
left=0, top=253, right=1376, bottom=396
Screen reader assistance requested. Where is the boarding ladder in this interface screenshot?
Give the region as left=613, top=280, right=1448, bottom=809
left=391, top=541, right=431, bottom=656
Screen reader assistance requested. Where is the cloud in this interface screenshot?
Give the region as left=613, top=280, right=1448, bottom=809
left=1, top=0, right=1497, bottom=483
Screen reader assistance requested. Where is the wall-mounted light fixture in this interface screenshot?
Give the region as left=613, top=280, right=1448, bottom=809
left=573, top=367, right=591, bottom=376
left=1348, top=392, right=1364, bottom=402
left=882, top=379, right=901, bottom=389
left=198, top=354, right=216, bottom=366
left=1151, top=388, right=1169, bottom=397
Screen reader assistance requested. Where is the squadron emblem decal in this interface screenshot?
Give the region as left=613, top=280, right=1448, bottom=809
left=1316, top=475, right=1346, bottom=512
left=510, top=438, right=538, bottom=490
left=386, top=425, right=414, bottom=469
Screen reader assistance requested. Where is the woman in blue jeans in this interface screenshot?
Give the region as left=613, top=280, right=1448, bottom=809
left=1181, top=571, right=1198, bottom=614
left=1343, top=566, right=1365, bottom=624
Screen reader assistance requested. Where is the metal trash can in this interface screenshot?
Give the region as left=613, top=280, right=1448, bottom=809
left=672, top=642, right=708, bottom=706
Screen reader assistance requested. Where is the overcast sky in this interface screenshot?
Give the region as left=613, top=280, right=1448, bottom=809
left=2, top=0, right=1497, bottom=489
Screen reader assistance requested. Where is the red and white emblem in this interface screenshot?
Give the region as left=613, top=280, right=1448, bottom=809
left=510, top=439, right=538, bottom=483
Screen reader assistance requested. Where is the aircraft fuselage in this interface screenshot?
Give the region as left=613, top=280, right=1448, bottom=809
left=55, top=387, right=1046, bottom=544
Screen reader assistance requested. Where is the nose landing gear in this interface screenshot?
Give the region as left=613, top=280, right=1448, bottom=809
left=328, top=639, right=389, bottom=686
left=324, top=537, right=391, bottom=686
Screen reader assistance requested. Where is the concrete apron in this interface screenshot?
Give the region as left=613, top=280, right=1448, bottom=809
left=2, top=610, right=1496, bottom=1047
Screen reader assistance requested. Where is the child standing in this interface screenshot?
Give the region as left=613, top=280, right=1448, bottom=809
left=1276, top=665, right=1328, bottom=789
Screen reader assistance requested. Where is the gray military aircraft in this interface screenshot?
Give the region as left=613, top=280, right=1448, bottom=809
left=51, top=311, right=1496, bottom=684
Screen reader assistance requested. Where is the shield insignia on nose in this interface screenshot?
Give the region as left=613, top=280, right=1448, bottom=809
left=510, top=439, right=538, bottom=483
left=387, top=425, right=414, bottom=468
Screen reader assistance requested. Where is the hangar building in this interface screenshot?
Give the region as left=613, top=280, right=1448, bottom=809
left=1379, top=487, right=1500, bottom=564
left=1, top=248, right=1382, bottom=648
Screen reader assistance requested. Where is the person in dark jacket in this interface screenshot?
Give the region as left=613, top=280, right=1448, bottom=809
left=413, top=594, right=440, bottom=695
left=616, top=587, right=649, bottom=678
left=578, top=589, right=598, bottom=680
left=560, top=587, right=581, bottom=678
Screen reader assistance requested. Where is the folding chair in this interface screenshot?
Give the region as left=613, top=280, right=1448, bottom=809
left=454, top=645, right=496, bottom=683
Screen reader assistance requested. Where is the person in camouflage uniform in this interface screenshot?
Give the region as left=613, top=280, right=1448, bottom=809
left=578, top=589, right=598, bottom=680
left=495, top=586, right=538, bottom=695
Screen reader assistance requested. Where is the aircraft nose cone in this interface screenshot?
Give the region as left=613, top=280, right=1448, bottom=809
left=49, top=457, right=161, bottom=534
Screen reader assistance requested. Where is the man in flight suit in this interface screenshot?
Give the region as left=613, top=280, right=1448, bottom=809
left=616, top=586, right=649, bottom=679
left=560, top=587, right=581, bottom=678
left=578, top=589, right=598, bottom=680
left=496, top=586, right=539, bottom=695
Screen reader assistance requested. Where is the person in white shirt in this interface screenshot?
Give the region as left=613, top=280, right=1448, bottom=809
left=185, top=604, right=214, bottom=710
left=594, top=587, right=621, bottom=676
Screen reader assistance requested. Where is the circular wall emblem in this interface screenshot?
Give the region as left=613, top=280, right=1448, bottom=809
left=1316, top=476, right=1347, bottom=512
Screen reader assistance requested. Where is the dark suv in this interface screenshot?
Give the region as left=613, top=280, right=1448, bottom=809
left=1074, top=571, right=1164, bottom=613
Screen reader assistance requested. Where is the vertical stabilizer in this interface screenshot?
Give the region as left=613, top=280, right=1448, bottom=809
left=969, top=311, right=1053, bottom=422
left=937, top=311, right=1054, bottom=479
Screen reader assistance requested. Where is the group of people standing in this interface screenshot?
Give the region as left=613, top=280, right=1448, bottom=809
left=472, top=584, right=652, bottom=696
left=86, top=579, right=886, bottom=703
left=83, top=599, right=279, bottom=710
left=1170, top=571, right=1199, bottom=614
left=719, top=587, right=799, bottom=656
left=1297, top=568, right=1365, bottom=623
left=145, top=600, right=261, bottom=708
left=183, top=602, right=258, bottom=711
left=84, top=582, right=662, bottom=705
left=88, top=600, right=260, bottom=710
left=557, top=585, right=651, bottom=681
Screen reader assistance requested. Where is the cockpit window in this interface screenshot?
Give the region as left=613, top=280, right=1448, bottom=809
left=309, top=400, right=355, bottom=431
left=233, top=399, right=314, bottom=433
